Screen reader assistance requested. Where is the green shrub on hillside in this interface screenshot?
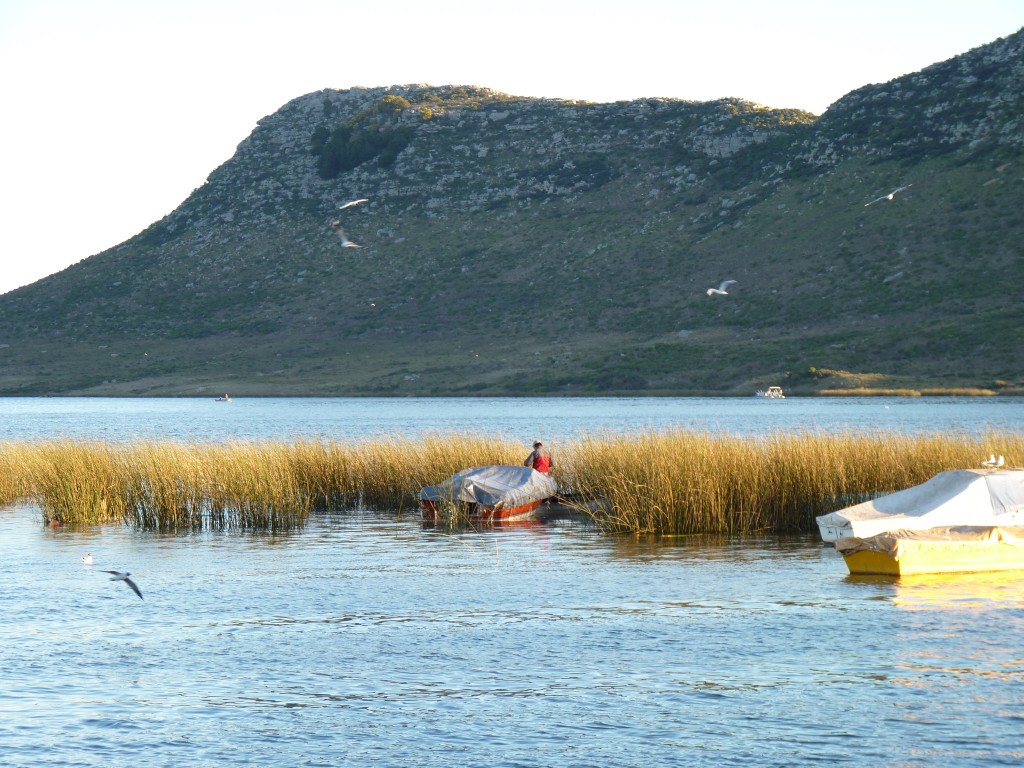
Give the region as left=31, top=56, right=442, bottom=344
left=310, top=96, right=418, bottom=178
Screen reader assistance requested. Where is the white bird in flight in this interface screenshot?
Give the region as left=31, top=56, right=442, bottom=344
left=337, top=198, right=368, bottom=211
left=331, top=220, right=362, bottom=248
left=982, top=454, right=1005, bottom=468
left=706, top=279, right=737, bottom=296
left=81, top=553, right=94, bottom=565
left=101, top=570, right=143, bottom=600
left=865, top=184, right=912, bottom=206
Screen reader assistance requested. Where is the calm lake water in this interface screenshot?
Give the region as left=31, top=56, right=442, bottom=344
left=3, top=397, right=1023, bottom=766
left=0, top=395, right=1022, bottom=442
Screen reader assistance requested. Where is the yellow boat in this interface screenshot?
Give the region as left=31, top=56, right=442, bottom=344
left=836, top=525, right=1024, bottom=576
left=816, top=468, right=1024, bottom=543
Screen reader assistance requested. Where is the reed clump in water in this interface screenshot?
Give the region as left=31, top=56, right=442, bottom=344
left=563, top=429, right=1023, bottom=534
left=120, top=440, right=335, bottom=531
left=20, top=440, right=126, bottom=525
left=120, top=441, right=209, bottom=530
left=287, top=434, right=520, bottom=513
left=0, top=441, right=37, bottom=506
left=1, top=432, right=1019, bottom=533
left=7, top=435, right=522, bottom=530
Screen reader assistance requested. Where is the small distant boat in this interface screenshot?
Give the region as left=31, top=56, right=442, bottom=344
left=835, top=526, right=1024, bottom=576
left=215, top=394, right=232, bottom=402
left=419, top=465, right=558, bottom=523
left=754, top=386, right=785, bottom=398
left=816, top=468, right=1024, bottom=543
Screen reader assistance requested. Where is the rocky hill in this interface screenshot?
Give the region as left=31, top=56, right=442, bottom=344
left=0, top=30, right=1021, bottom=397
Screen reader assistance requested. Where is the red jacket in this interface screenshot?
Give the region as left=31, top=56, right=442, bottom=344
left=526, top=450, right=552, bottom=473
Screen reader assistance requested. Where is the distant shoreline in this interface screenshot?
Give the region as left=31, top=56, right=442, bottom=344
left=1, top=388, right=1021, bottom=399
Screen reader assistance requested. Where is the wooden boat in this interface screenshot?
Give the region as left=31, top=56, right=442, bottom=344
left=836, top=526, right=1024, bottom=576
left=817, top=468, right=1024, bottom=543
left=419, top=465, right=558, bottom=523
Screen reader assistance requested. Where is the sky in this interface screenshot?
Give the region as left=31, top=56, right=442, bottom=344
left=1, top=0, right=1021, bottom=296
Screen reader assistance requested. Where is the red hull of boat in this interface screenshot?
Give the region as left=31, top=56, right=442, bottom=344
left=420, top=497, right=544, bottom=523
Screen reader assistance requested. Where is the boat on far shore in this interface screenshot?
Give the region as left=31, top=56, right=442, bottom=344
left=215, top=394, right=232, bottom=402
left=754, top=386, right=785, bottom=398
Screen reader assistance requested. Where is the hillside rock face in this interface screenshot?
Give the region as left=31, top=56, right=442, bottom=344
left=0, top=31, right=1021, bottom=396
left=803, top=30, right=1024, bottom=165
left=169, top=88, right=812, bottom=240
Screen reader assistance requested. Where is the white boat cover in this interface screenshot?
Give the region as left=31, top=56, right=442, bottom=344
left=816, top=468, right=1024, bottom=542
left=419, top=465, right=557, bottom=510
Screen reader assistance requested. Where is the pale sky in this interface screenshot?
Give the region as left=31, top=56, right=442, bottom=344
left=1, top=0, right=1021, bottom=295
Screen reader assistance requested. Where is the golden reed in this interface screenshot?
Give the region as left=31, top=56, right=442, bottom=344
left=1, top=431, right=1019, bottom=533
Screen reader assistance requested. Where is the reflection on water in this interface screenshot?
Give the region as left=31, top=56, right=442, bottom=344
left=890, top=570, right=1024, bottom=609
left=2, top=507, right=1022, bottom=767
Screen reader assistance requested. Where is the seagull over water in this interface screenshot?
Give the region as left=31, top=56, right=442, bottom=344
left=865, top=184, right=912, bottom=206
left=337, top=198, right=368, bottom=211
left=706, top=279, right=737, bottom=296
left=331, top=220, right=362, bottom=248
left=102, top=570, right=143, bottom=600
left=81, top=553, right=94, bottom=565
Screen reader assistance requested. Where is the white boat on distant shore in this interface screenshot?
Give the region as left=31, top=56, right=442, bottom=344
left=754, top=386, right=785, bottom=398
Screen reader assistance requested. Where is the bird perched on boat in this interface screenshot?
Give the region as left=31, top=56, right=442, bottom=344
left=101, top=570, right=143, bottom=600
left=982, top=454, right=1005, bottom=468
left=331, top=220, right=362, bottom=248
left=864, top=184, right=912, bottom=206
left=706, top=279, right=737, bottom=296
left=81, top=553, right=94, bottom=565
left=337, top=198, right=368, bottom=210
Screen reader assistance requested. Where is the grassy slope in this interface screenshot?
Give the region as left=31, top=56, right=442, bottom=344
left=0, top=152, right=1019, bottom=397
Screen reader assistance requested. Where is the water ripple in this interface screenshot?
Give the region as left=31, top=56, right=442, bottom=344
left=2, top=510, right=1024, bottom=766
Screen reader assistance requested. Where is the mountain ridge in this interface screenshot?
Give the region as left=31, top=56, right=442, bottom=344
left=0, top=29, right=1021, bottom=396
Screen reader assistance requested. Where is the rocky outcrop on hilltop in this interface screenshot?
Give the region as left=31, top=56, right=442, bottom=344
left=797, top=30, right=1024, bottom=167
left=163, top=87, right=814, bottom=233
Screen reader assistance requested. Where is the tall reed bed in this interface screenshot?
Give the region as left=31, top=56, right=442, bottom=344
left=565, top=429, right=1023, bottom=534
left=19, top=440, right=125, bottom=525
left=5, top=435, right=522, bottom=531
left=0, top=441, right=37, bottom=506
left=286, top=433, right=520, bottom=512
left=1, top=431, right=1019, bottom=533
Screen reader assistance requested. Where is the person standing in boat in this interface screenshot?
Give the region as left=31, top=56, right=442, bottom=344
left=524, top=441, right=552, bottom=474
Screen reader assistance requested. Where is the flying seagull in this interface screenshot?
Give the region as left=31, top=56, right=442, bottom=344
left=982, top=454, right=1005, bottom=468
left=331, top=220, right=362, bottom=248
left=101, top=570, right=143, bottom=600
left=337, top=198, right=368, bottom=210
left=81, top=553, right=94, bottom=565
left=864, top=184, right=912, bottom=207
left=706, top=279, right=737, bottom=296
